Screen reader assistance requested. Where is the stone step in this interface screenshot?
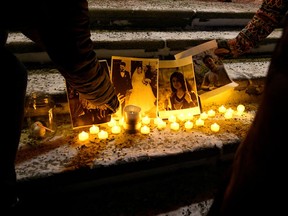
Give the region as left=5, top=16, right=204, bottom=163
left=8, top=29, right=280, bottom=63
left=6, top=0, right=281, bottom=61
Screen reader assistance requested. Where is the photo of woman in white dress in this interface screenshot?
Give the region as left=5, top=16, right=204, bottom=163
left=126, top=61, right=156, bottom=116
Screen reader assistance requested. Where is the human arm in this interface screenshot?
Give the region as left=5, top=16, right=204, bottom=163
left=215, top=0, right=288, bottom=58
left=21, top=0, right=119, bottom=114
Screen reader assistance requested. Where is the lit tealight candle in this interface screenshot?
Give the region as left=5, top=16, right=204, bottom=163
left=142, top=116, right=151, bottom=125
left=186, top=112, right=194, bottom=120
left=184, top=120, right=193, bottom=129
left=170, top=122, right=180, bottom=131
left=177, top=113, right=186, bottom=122
left=111, top=125, right=121, bottom=134
left=107, top=118, right=116, bottom=127
left=89, top=125, right=99, bottom=134
left=237, top=104, right=245, bottom=115
left=98, top=130, right=108, bottom=139
left=200, top=112, right=208, bottom=120
left=168, top=115, right=177, bottom=123
left=211, top=123, right=220, bottom=132
left=157, top=120, right=167, bottom=130
left=195, top=118, right=204, bottom=126
left=118, top=117, right=124, bottom=126
left=207, top=109, right=216, bottom=117
left=153, top=117, right=162, bottom=125
left=140, top=125, right=150, bottom=134
left=218, top=105, right=226, bottom=113
left=78, top=131, right=89, bottom=141
left=224, top=110, right=233, bottom=119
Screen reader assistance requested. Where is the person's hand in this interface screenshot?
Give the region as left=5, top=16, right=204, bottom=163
left=117, top=93, right=125, bottom=105
left=214, top=39, right=233, bottom=59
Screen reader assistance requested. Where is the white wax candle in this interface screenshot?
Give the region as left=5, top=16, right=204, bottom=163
left=157, top=120, right=167, bottom=130
left=108, top=118, right=116, bottom=127
left=218, top=105, right=226, bottom=113
left=98, top=130, right=108, bottom=139
left=177, top=113, right=186, bottom=122
left=184, top=120, right=193, bottom=129
left=118, top=117, right=124, bottom=126
left=140, top=125, right=150, bottom=134
left=111, top=125, right=121, bottom=134
left=195, top=118, right=204, bottom=126
left=224, top=110, right=233, bottom=119
left=89, top=125, right=99, bottom=134
left=207, top=109, right=216, bottom=117
left=168, top=115, right=176, bottom=123
left=211, top=123, right=220, bottom=132
left=142, top=116, right=151, bottom=125
left=78, top=131, right=89, bottom=141
left=170, top=122, right=180, bottom=131
left=200, top=112, right=208, bottom=120
left=237, top=104, right=245, bottom=115
left=153, top=117, right=162, bottom=125
left=186, top=112, right=194, bottom=120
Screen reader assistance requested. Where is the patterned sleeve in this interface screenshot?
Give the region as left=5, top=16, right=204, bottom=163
left=228, top=0, right=288, bottom=56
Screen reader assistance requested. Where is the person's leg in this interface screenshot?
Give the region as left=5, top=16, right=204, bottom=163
left=0, top=31, right=28, bottom=209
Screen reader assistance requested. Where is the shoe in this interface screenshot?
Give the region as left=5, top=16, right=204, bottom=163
left=0, top=196, right=19, bottom=210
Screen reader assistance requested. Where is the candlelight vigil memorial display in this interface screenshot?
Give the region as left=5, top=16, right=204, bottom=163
left=16, top=39, right=262, bottom=182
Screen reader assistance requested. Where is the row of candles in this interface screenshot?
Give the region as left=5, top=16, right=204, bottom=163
left=78, top=104, right=246, bottom=141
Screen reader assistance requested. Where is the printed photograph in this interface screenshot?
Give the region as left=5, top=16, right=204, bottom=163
left=174, top=40, right=238, bottom=100
left=157, top=56, right=201, bottom=119
left=111, top=56, right=159, bottom=118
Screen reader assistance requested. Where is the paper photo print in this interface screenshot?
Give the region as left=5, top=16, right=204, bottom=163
left=111, top=56, right=159, bottom=118
left=157, top=55, right=201, bottom=119
left=175, top=40, right=238, bottom=101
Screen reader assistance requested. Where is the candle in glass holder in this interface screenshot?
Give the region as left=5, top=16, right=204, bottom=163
left=98, top=130, right=108, bottom=139
left=184, top=120, right=193, bottom=129
left=195, top=118, right=204, bottom=126
left=140, top=125, right=150, bottom=134
left=89, top=125, right=99, bottom=134
left=78, top=131, right=89, bottom=141
left=211, top=123, right=220, bottom=132
left=170, top=122, right=180, bottom=131
left=111, top=125, right=121, bottom=134
left=142, top=116, right=151, bottom=125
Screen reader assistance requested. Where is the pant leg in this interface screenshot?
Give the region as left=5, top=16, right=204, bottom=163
left=0, top=31, right=28, bottom=207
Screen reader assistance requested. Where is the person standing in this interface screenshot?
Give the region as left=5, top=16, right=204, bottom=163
left=0, top=0, right=119, bottom=210
left=208, top=0, right=288, bottom=215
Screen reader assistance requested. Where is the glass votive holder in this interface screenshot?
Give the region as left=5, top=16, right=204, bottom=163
left=123, top=105, right=141, bottom=133
left=25, top=92, right=57, bottom=140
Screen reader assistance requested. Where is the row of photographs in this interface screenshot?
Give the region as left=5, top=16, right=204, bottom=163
left=67, top=40, right=238, bottom=129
